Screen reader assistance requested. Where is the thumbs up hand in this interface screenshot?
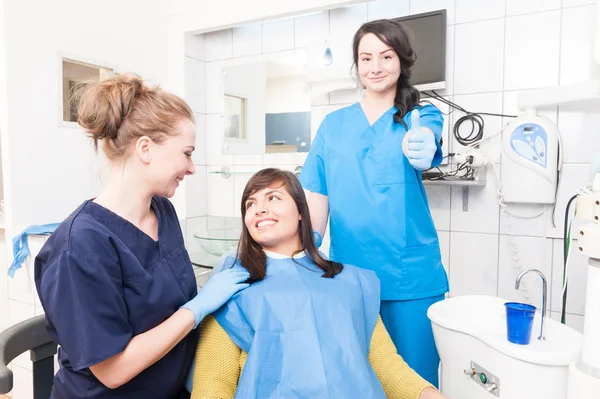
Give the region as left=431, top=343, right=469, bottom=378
left=402, top=109, right=437, bottom=171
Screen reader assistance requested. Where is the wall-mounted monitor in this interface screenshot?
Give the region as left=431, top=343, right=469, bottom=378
left=393, top=10, right=447, bottom=91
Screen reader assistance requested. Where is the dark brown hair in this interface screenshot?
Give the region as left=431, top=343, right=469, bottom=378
left=74, top=73, right=194, bottom=160
left=352, top=19, right=420, bottom=127
left=237, top=168, right=342, bottom=282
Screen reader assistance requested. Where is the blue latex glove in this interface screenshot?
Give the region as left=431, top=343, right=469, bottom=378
left=180, top=268, right=250, bottom=328
left=405, top=109, right=437, bottom=171
left=312, top=230, right=323, bottom=248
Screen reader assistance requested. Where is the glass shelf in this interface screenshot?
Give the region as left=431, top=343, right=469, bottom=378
left=190, top=251, right=219, bottom=269
left=209, top=170, right=255, bottom=175
left=209, top=166, right=302, bottom=179
left=422, top=178, right=486, bottom=187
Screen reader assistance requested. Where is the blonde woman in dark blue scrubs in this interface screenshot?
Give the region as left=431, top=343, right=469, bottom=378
left=34, top=74, right=249, bottom=398
left=300, top=20, right=448, bottom=387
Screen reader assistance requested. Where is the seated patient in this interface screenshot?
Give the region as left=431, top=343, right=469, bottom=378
left=188, top=168, right=448, bottom=399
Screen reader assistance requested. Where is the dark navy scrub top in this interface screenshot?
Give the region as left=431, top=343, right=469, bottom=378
left=34, top=196, right=197, bottom=399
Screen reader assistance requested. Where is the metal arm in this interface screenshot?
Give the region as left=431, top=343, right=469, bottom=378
left=0, top=315, right=56, bottom=398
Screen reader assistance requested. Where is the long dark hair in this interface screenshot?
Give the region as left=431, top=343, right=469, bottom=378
left=352, top=19, right=420, bottom=127
left=237, top=168, right=343, bottom=282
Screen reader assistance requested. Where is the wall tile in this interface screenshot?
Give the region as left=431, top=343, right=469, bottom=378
left=193, top=113, right=207, bottom=166
left=180, top=218, right=187, bottom=248
left=233, top=54, right=263, bottom=65
left=207, top=167, right=235, bottom=217
left=558, top=102, right=600, bottom=164
left=550, top=311, right=585, bottom=334
left=424, top=96, right=451, bottom=160
left=207, top=215, right=227, bottom=230
left=35, top=304, right=45, bottom=316
left=225, top=217, right=242, bottom=230
left=185, top=33, right=206, bottom=61
left=329, top=88, right=362, bottom=105
left=454, top=19, right=504, bottom=94
left=205, top=59, right=233, bottom=115
left=450, top=166, right=500, bottom=234
left=438, top=230, right=451, bottom=275
left=206, top=114, right=233, bottom=165
left=368, top=0, right=410, bottom=21
left=263, top=152, right=295, bottom=165
left=553, top=165, right=592, bottom=234
left=451, top=92, right=504, bottom=159
left=185, top=166, right=207, bottom=218
left=311, top=94, right=330, bottom=108
left=294, top=152, right=308, bottom=166
left=262, top=49, right=296, bottom=63
left=410, top=0, right=456, bottom=25
left=330, top=4, right=368, bottom=38
left=11, top=365, right=34, bottom=399
left=294, top=47, right=308, bottom=65
left=504, top=11, right=561, bottom=91
left=8, top=257, right=36, bottom=304
left=185, top=58, right=206, bottom=114
left=263, top=18, right=295, bottom=53
left=560, top=5, right=600, bottom=86
left=233, top=154, right=263, bottom=166
left=233, top=23, right=262, bottom=57
left=455, top=0, right=505, bottom=24
left=425, top=185, right=451, bottom=231
left=186, top=216, right=208, bottom=254
left=435, top=25, right=455, bottom=96
left=497, top=203, right=553, bottom=238
left=563, top=0, right=596, bottom=7
left=497, top=236, right=553, bottom=311
left=506, top=0, right=561, bottom=16
left=205, top=29, right=233, bottom=61
left=449, top=232, right=499, bottom=296
left=551, top=238, right=588, bottom=315
left=502, top=90, right=558, bottom=126
left=9, top=300, right=35, bottom=370
left=295, top=11, right=330, bottom=48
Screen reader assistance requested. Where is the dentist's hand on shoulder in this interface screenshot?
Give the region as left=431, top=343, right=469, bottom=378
left=181, top=268, right=250, bottom=328
left=403, top=108, right=437, bottom=171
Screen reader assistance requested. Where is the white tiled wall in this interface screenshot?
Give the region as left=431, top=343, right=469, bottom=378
left=182, top=0, right=599, bottom=336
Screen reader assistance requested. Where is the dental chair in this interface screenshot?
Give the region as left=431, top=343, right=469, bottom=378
left=0, top=315, right=56, bottom=399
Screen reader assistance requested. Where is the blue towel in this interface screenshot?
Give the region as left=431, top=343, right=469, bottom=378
left=8, top=223, right=60, bottom=277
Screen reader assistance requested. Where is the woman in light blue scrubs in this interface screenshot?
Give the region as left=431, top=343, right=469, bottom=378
left=299, top=19, right=449, bottom=387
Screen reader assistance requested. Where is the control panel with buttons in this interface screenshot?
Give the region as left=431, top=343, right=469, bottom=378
left=463, top=361, right=500, bottom=397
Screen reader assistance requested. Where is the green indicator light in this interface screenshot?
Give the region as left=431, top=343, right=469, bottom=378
left=479, top=373, right=487, bottom=384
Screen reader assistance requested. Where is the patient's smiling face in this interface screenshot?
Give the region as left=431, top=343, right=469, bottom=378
left=244, top=183, right=302, bottom=254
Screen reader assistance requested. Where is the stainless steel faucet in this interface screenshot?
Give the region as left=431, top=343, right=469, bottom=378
left=515, top=269, right=547, bottom=341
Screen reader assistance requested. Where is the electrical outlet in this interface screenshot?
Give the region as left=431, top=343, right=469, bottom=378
left=455, top=149, right=489, bottom=167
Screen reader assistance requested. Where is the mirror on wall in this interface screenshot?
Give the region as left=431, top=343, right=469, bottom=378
left=223, top=94, right=247, bottom=140
left=221, top=60, right=312, bottom=155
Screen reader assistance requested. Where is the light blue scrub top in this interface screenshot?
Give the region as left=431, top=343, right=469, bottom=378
left=299, top=103, right=449, bottom=301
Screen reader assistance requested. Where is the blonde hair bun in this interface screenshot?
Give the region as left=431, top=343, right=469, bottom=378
left=76, top=73, right=146, bottom=141
left=73, top=72, right=194, bottom=160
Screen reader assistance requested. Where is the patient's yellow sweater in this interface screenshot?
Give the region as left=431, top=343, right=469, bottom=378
left=191, top=315, right=432, bottom=399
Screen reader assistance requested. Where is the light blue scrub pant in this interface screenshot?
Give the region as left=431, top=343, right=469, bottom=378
left=380, top=294, right=445, bottom=388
